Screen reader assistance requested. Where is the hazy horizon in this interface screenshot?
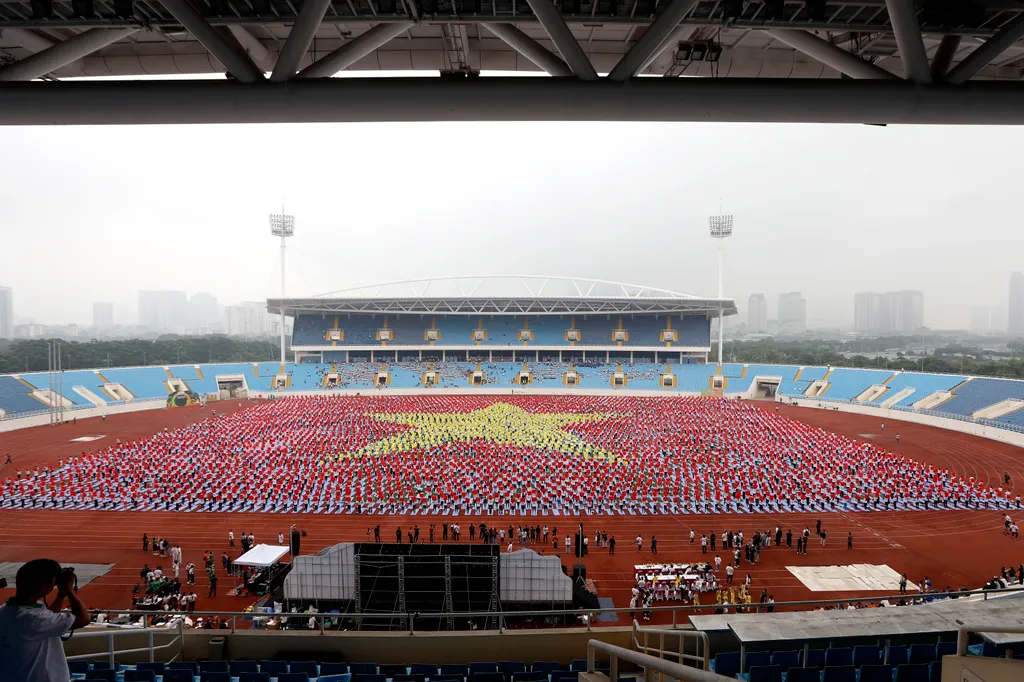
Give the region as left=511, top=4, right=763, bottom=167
left=2, top=121, right=1021, bottom=330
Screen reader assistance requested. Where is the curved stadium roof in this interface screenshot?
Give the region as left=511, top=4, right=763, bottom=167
left=268, top=276, right=738, bottom=317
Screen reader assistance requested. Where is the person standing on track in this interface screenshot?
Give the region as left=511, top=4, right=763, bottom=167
left=847, top=532, right=853, bottom=550
left=636, top=535, right=643, bottom=552
left=228, top=530, right=234, bottom=548
left=650, top=536, right=657, bottom=555
left=208, top=573, right=218, bottom=598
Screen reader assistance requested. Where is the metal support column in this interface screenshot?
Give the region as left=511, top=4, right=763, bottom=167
left=525, top=0, right=597, bottom=80
left=487, top=555, right=499, bottom=630
left=397, top=555, right=407, bottom=629
left=298, top=22, right=414, bottom=78
left=279, top=234, right=287, bottom=364
left=159, top=0, right=264, bottom=82
left=764, top=30, right=897, bottom=79
left=716, top=246, right=724, bottom=367
left=228, top=26, right=275, bottom=72
left=608, top=0, right=701, bottom=80
left=0, top=28, right=138, bottom=82
left=353, top=555, right=362, bottom=629
left=930, top=35, right=960, bottom=80
left=485, top=24, right=572, bottom=77
left=443, top=555, right=455, bottom=631
left=272, top=0, right=333, bottom=81
left=946, top=14, right=1024, bottom=84
left=884, top=0, right=931, bottom=82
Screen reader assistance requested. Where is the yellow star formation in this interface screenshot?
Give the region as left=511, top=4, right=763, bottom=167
left=338, top=402, right=622, bottom=462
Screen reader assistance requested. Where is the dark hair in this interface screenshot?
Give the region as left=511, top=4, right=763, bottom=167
left=16, top=559, right=62, bottom=594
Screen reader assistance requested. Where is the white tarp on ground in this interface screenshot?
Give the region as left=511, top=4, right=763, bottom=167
left=234, top=544, right=289, bottom=568
left=787, top=564, right=917, bottom=592
left=283, top=543, right=357, bottom=602
left=500, top=548, right=572, bottom=602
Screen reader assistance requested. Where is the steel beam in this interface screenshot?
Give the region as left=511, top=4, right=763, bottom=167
left=228, top=26, right=275, bottom=73
left=5, top=78, right=1024, bottom=125
left=525, top=0, right=597, bottom=80
left=271, top=0, right=333, bottom=81
left=298, top=22, right=414, bottom=78
left=764, top=29, right=898, bottom=79
left=946, top=13, right=1024, bottom=84
left=159, top=0, right=265, bottom=82
left=930, top=35, right=960, bottom=80
left=485, top=23, right=572, bottom=76
left=637, top=25, right=695, bottom=75
left=608, top=0, right=700, bottom=80
left=3, top=28, right=56, bottom=53
left=885, top=0, right=931, bottom=82
left=0, top=28, right=137, bottom=81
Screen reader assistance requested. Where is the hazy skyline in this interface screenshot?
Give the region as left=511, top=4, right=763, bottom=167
left=1, top=122, right=1021, bottom=330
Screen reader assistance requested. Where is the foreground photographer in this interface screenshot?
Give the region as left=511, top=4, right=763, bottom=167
left=0, top=560, right=90, bottom=682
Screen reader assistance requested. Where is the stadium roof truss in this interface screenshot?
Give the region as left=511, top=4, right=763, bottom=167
left=5, top=0, right=1024, bottom=125
left=267, top=276, right=738, bottom=316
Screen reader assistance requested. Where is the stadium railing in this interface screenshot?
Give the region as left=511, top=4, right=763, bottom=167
left=956, top=625, right=1024, bottom=656
left=586, top=639, right=730, bottom=682
left=630, top=621, right=710, bottom=670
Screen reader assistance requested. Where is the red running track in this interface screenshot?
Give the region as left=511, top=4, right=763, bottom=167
left=0, top=399, right=1022, bottom=627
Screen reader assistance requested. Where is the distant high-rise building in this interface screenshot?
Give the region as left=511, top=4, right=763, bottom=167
left=93, top=301, right=114, bottom=328
left=189, top=292, right=221, bottom=330
left=854, top=290, right=923, bottom=334
left=224, top=302, right=274, bottom=337
left=854, top=292, right=882, bottom=333
left=0, top=286, right=12, bottom=339
left=1011, top=272, right=1024, bottom=334
left=777, top=292, right=807, bottom=335
left=971, top=306, right=990, bottom=332
left=138, top=290, right=188, bottom=333
left=991, top=306, right=1008, bottom=332
left=747, top=294, right=768, bottom=334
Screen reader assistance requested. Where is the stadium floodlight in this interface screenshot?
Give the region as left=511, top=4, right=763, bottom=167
left=709, top=214, right=733, bottom=239
left=708, top=213, right=734, bottom=369
left=270, top=210, right=295, bottom=364
left=269, top=212, right=296, bottom=237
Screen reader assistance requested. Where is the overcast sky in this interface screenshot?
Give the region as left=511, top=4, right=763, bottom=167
left=0, top=119, right=1019, bottom=329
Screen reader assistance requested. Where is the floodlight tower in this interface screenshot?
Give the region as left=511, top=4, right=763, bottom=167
left=708, top=214, right=733, bottom=368
left=269, top=210, right=295, bottom=365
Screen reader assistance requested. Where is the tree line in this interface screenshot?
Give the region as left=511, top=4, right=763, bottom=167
left=0, top=337, right=282, bottom=374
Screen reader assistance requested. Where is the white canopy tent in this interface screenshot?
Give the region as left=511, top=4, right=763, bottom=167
left=234, top=544, right=289, bottom=568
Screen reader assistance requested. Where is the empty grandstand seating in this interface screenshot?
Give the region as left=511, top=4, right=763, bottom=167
left=937, top=377, right=1024, bottom=416
left=21, top=370, right=105, bottom=406
left=0, top=375, right=45, bottom=415
left=870, top=372, right=967, bottom=407
left=100, top=367, right=171, bottom=399
left=823, top=369, right=893, bottom=400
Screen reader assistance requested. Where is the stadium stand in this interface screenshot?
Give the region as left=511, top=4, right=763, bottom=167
left=0, top=375, right=44, bottom=414
left=823, top=369, right=893, bottom=400
left=868, top=372, right=967, bottom=407
left=100, top=367, right=171, bottom=399
left=20, top=370, right=103, bottom=406
left=934, top=377, right=1024, bottom=416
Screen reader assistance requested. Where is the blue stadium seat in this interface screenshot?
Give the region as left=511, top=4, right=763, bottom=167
left=568, top=660, right=588, bottom=672
left=125, top=671, right=157, bottom=682
left=888, top=645, right=909, bottom=666
left=770, top=651, right=799, bottom=669
left=351, top=663, right=378, bottom=675
left=824, top=648, right=853, bottom=668
left=935, top=642, right=957, bottom=658
left=498, top=662, right=527, bottom=676
left=200, top=672, right=230, bottom=682
left=804, top=650, right=826, bottom=668
left=68, top=661, right=90, bottom=675
left=289, top=662, right=320, bottom=678
left=432, top=675, right=466, bottom=682
left=710, top=652, right=740, bottom=679
left=199, top=661, right=229, bottom=673
left=909, top=644, right=936, bottom=665
left=381, top=664, right=409, bottom=677
left=472, top=673, right=506, bottom=682
left=90, top=662, right=119, bottom=671
left=352, top=675, right=385, bottom=682
left=858, top=665, right=893, bottom=682
left=894, top=664, right=930, bottom=682
left=441, top=665, right=471, bottom=678
left=230, top=661, right=259, bottom=676
left=84, top=671, right=116, bottom=682
left=322, top=663, right=352, bottom=675
left=163, top=670, right=195, bottom=682
left=318, top=676, right=352, bottom=682
left=743, top=652, right=771, bottom=673
left=531, top=662, right=560, bottom=674
left=853, top=645, right=881, bottom=667
left=278, top=674, right=310, bottom=682
left=784, top=668, right=819, bottom=682
left=410, top=664, right=439, bottom=677
left=512, top=673, right=547, bottom=682
left=395, top=675, right=426, bottom=682
left=928, top=661, right=941, bottom=682
left=744, top=664, right=782, bottom=682
left=471, top=663, right=500, bottom=675
left=136, top=662, right=165, bottom=674
left=550, top=672, right=577, bottom=682
left=821, top=666, right=855, bottom=682
left=260, top=661, right=289, bottom=676
left=239, top=673, right=271, bottom=682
